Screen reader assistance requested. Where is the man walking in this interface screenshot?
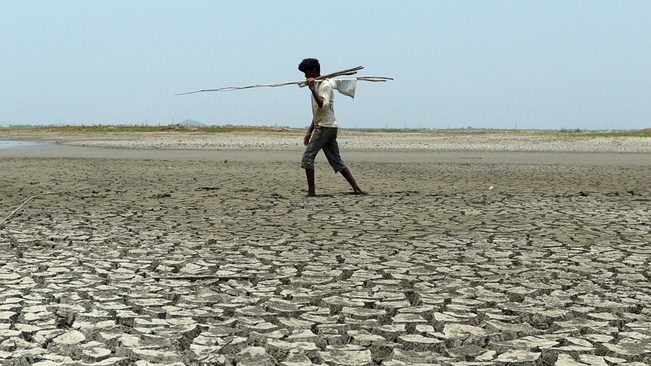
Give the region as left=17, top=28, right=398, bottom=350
left=298, top=58, right=364, bottom=197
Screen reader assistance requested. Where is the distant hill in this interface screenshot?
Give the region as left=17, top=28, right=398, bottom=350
left=179, top=119, right=205, bottom=127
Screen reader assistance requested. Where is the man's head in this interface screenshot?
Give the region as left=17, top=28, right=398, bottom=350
left=298, top=58, right=320, bottom=77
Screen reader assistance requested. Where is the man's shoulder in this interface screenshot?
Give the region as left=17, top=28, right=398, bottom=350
left=319, top=78, right=335, bottom=91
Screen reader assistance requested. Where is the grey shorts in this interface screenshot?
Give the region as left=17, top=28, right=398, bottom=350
left=301, top=127, right=346, bottom=172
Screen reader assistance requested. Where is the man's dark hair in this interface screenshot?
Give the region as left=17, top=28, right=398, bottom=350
left=298, top=58, right=320, bottom=74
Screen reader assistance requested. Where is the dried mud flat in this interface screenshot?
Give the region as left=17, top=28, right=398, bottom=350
left=1, top=133, right=651, bottom=365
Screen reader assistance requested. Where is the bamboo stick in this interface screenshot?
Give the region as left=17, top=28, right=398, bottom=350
left=175, top=66, right=391, bottom=96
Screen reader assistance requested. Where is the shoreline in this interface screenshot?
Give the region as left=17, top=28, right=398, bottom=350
left=2, top=129, right=651, bottom=153
left=1, top=140, right=649, bottom=166
left=1, top=130, right=650, bottom=165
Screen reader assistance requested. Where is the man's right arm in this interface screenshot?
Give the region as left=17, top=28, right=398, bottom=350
left=307, top=78, right=324, bottom=108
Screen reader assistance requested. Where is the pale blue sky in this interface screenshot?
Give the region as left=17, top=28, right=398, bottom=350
left=1, top=1, right=650, bottom=130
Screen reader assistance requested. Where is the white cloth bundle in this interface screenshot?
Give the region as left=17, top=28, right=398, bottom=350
left=333, top=79, right=357, bottom=99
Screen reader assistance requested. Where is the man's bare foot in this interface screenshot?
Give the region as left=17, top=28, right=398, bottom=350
left=353, top=189, right=367, bottom=195
left=305, top=193, right=317, bottom=198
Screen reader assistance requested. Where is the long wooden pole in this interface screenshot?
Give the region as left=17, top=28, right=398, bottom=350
left=176, top=66, right=392, bottom=96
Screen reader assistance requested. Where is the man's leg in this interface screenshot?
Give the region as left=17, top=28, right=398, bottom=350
left=340, top=167, right=364, bottom=195
left=321, top=129, right=365, bottom=195
left=305, top=168, right=316, bottom=197
left=301, top=128, right=327, bottom=197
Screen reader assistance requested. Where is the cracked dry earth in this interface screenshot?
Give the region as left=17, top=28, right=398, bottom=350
left=1, top=156, right=651, bottom=365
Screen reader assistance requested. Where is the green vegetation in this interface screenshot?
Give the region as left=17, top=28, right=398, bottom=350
left=347, top=128, right=651, bottom=138
left=559, top=128, right=584, bottom=133
left=556, top=128, right=651, bottom=138
left=0, top=124, right=299, bottom=134
left=2, top=124, right=650, bottom=137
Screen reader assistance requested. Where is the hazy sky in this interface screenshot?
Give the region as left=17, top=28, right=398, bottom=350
left=2, top=1, right=650, bottom=130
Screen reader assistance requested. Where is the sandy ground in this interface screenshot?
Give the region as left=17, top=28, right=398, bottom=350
left=1, top=132, right=651, bottom=365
